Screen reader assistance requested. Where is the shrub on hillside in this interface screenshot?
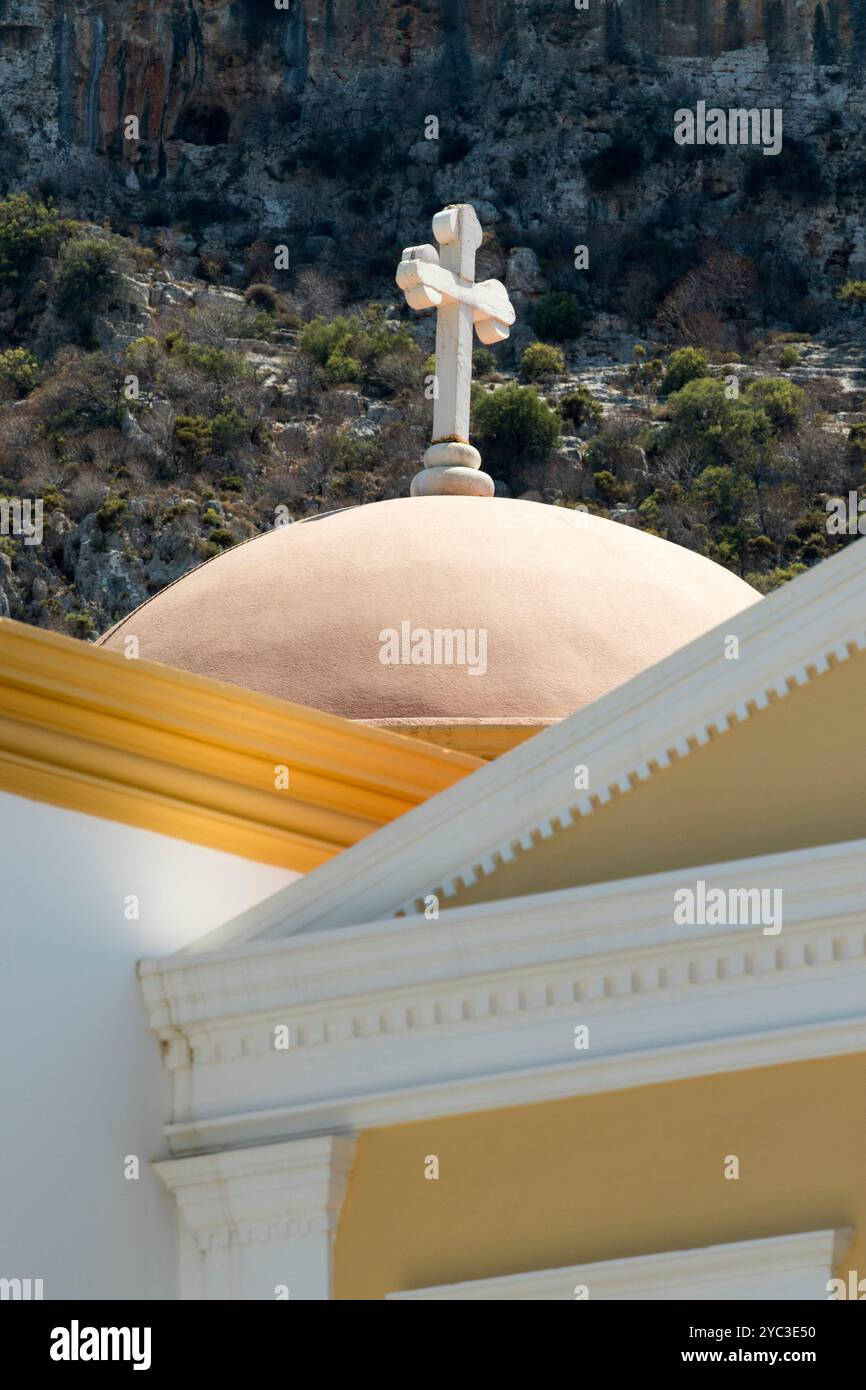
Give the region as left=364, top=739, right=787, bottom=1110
left=520, top=342, right=565, bottom=381
left=531, top=292, right=584, bottom=341
left=558, top=385, right=602, bottom=430
left=210, top=410, right=250, bottom=453
left=664, top=377, right=751, bottom=441
left=655, top=247, right=758, bottom=346
left=173, top=414, right=212, bottom=463
left=583, top=413, right=647, bottom=483
left=744, top=377, right=807, bottom=434
left=55, top=235, right=126, bottom=326
left=0, top=348, right=39, bottom=398
left=0, top=192, right=58, bottom=285
left=177, top=298, right=274, bottom=347
left=472, top=347, right=498, bottom=378
left=657, top=376, right=775, bottom=484
left=244, top=282, right=280, bottom=312
left=299, top=305, right=413, bottom=387
left=471, top=383, right=562, bottom=475
left=369, top=341, right=425, bottom=394
left=661, top=346, right=709, bottom=395
left=95, top=494, right=128, bottom=531
left=167, top=336, right=248, bottom=385
left=839, top=280, right=866, bottom=306
left=592, top=469, right=632, bottom=504
left=27, top=350, right=124, bottom=437
left=691, top=464, right=757, bottom=525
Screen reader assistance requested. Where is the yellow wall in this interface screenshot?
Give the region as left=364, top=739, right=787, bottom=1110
left=450, top=647, right=866, bottom=908
left=335, top=1053, right=866, bottom=1298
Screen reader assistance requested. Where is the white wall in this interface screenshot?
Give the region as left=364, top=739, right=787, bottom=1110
left=0, top=790, right=296, bottom=1300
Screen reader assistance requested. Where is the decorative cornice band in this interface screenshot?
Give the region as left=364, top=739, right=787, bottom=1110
left=0, top=618, right=480, bottom=870
left=162, top=1017, right=866, bottom=1155
left=140, top=839, right=866, bottom=1152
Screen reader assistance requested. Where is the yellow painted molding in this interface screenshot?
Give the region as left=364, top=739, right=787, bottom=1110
left=0, top=618, right=483, bottom=870
left=360, top=717, right=552, bottom=759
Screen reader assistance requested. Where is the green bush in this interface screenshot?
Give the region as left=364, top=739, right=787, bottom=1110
left=55, top=235, right=125, bottom=324
left=27, top=349, right=124, bottom=436
left=744, top=563, right=808, bottom=593
left=691, top=465, right=757, bottom=523
left=472, top=383, right=562, bottom=461
left=169, top=338, right=247, bottom=384
left=299, top=305, right=413, bottom=386
left=0, top=347, right=39, bottom=396
left=0, top=192, right=58, bottom=284
left=369, top=341, right=425, bottom=393
left=67, top=609, right=96, bottom=637
left=210, top=410, right=249, bottom=452
left=584, top=428, right=645, bottom=476
left=244, top=282, right=279, bottom=311
left=173, top=414, right=212, bottom=462
left=472, top=347, right=498, bottom=377
left=41, top=486, right=66, bottom=512
left=593, top=470, right=631, bottom=504
left=848, top=423, right=866, bottom=458
left=660, top=376, right=774, bottom=480
left=558, top=385, right=602, bottom=430
left=531, top=292, right=584, bottom=342
left=839, top=280, right=866, bottom=306
left=325, top=348, right=363, bottom=384
left=778, top=345, right=800, bottom=368
left=520, top=342, right=565, bottom=381
left=665, top=376, right=737, bottom=434
left=661, top=347, right=709, bottom=395
left=96, top=495, right=128, bottom=530
left=299, top=317, right=347, bottom=365
left=744, top=377, right=806, bottom=434
left=241, top=309, right=275, bottom=340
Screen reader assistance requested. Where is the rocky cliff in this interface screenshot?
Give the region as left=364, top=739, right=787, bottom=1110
left=2, top=1, right=866, bottom=332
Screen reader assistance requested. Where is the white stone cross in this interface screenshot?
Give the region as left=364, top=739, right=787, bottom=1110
left=396, top=203, right=515, bottom=496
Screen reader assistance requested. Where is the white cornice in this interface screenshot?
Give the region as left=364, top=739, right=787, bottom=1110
left=161, top=1018, right=866, bottom=1155
left=142, top=837, right=866, bottom=1030
left=185, top=537, right=866, bottom=953
left=140, top=838, right=866, bottom=1153
left=387, top=1229, right=853, bottom=1301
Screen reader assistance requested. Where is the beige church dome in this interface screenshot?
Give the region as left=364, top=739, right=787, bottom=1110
left=98, top=497, right=761, bottom=755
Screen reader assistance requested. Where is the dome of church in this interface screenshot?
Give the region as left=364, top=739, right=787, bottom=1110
left=98, top=496, right=761, bottom=755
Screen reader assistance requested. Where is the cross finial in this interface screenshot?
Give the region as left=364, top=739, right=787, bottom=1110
left=396, top=203, right=515, bottom=497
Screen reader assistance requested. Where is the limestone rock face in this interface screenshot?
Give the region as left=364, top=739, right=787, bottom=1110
left=1, top=2, right=865, bottom=314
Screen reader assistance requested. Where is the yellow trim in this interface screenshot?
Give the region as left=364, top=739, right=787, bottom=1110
left=0, top=618, right=482, bottom=871
left=361, top=718, right=552, bottom=759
